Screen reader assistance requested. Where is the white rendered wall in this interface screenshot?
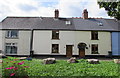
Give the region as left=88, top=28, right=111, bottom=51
left=33, top=30, right=51, bottom=54
left=4, top=30, right=31, bottom=55
left=33, top=30, right=111, bottom=55
left=0, top=31, right=5, bottom=54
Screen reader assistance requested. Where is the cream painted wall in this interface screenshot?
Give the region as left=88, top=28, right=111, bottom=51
left=0, top=30, right=111, bottom=56
left=0, top=30, right=5, bottom=53
left=33, top=30, right=111, bottom=55
left=74, top=31, right=111, bottom=55
left=3, top=30, right=31, bottom=55
left=17, top=31, right=31, bottom=55
left=33, top=30, right=51, bottom=54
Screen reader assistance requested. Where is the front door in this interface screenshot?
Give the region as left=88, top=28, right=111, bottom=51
left=66, top=45, right=72, bottom=57
left=79, top=49, right=85, bottom=57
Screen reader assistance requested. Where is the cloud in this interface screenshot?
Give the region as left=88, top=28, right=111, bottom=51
left=0, top=0, right=112, bottom=22
left=84, top=0, right=109, bottom=18
left=0, top=0, right=39, bottom=21
left=58, top=0, right=110, bottom=18
left=18, top=4, right=37, bottom=11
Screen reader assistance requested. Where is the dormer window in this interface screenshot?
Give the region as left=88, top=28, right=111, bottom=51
left=6, top=30, right=18, bottom=38
left=39, top=17, right=43, bottom=20
left=66, top=21, right=71, bottom=25
left=98, top=22, right=103, bottom=26
left=52, top=30, right=59, bottom=39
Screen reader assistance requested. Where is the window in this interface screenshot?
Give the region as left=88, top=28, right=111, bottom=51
left=52, top=30, right=59, bottom=39
left=91, top=31, right=98, bottom=40
left=98, top=22, right=103, bottom=26
left=66, top=21, right=71, bottom=25
left=6, top=30, right=18, bottom=38
left=5, top=43, right=17, bottom=54
left=91, top=44, right=98, bottom=54
left=52, top=44, right=59, bottom=53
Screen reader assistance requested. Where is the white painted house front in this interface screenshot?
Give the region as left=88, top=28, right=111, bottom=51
left=0, top=30, right=31, bottom=55
left=33, top=30, right=111, bottom=56
left=0, top=9, right=119, bottom=57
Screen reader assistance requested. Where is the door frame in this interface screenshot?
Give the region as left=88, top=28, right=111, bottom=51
left=78, top=42, right=87, bottom=57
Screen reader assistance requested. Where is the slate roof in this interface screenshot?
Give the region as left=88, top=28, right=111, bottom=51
left=2, top=17, right=75, bottom=30
left=73, top=18, right=120, bottom=31
left=1, top=17, right=120, bottom=31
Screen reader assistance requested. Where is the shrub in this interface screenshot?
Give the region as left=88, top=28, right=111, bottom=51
left=2, top=57, right=29, bottom=77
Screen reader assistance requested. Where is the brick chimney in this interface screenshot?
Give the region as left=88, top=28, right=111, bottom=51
left=82, top=9, right=88, bottom=19
left=55, top=9, right=59, bottom=18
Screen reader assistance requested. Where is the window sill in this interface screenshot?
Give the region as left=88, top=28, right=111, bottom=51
left=5, top=37, right=19, bottom=39
left=51, top=53, right=59, bottom=54
left=91, top=39, right=99, bottom=40
left=6, top=53, right=17, bottom=55
left=91, top=52, right=99, bottom=54
left=51, top=39, right=60, bottom=40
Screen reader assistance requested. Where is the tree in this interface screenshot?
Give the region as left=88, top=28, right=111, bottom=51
left=98, top=1, right=120, bottom=20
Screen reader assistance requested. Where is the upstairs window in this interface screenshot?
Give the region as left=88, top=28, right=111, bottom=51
left=52, top=44, right=59, bottom=53
left=52, top=30, right=59, bottom=39
left=6, top=30, right=18, bottom=38
left=91, top=44, right=99, bottom=54
left=91, top=31, right=98, bottom=40
left=5, top=43, right=17, bottom=54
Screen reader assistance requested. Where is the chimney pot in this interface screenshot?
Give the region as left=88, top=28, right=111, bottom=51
left=55, top=9, right=59, bottom=18
left=82, top=9, right=88, bottom=19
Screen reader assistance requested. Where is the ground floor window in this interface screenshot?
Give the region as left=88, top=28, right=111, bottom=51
left=5, top=43, right=17, bottom=54
left=52, top=44, right=59, bottom=53
left=91, top=44, right=99, bottom=54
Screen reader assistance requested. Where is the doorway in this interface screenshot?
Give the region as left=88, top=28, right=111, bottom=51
left=78, top=43, right=87, bottom=57
left=66, top=45, right=73, bottom=57
left=79, top=49, right=85, bottom=57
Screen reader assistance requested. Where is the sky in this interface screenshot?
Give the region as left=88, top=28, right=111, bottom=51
left=0, top=0, right=113, bottom=22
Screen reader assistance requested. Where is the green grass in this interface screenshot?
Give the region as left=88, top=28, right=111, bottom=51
left=0, top=58, right=2, bottom=78
left=2, top=57, right=120, bottom=77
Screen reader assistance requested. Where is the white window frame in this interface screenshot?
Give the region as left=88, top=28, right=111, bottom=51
left=6, top=30, right=19, bottom=38
left=5, top=43, right=17, bottom=54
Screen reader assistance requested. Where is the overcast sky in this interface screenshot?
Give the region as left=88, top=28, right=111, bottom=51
left=0, top=0, right=113, bottom=22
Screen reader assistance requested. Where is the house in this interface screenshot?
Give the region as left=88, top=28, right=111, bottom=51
left=0, top=9, right=119, bottom=57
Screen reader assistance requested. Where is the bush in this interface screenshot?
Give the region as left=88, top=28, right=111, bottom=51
left=2, top=57, right=29, bottom=77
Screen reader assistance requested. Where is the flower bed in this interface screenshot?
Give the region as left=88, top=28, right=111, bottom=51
left=2, top=57, right=29, bottom=77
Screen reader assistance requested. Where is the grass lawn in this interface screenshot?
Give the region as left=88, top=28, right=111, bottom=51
left=1, top=57, right=120, bottom=77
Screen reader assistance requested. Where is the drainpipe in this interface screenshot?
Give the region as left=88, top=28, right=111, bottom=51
left=30, top=29, right=34, bottom=57
left=110, top=32, right=112, bottom=55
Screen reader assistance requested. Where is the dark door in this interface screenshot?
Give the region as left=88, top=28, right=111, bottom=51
left=79, top=49, right=85, bottom=57
left=66, top=45, right=72, bottom=57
